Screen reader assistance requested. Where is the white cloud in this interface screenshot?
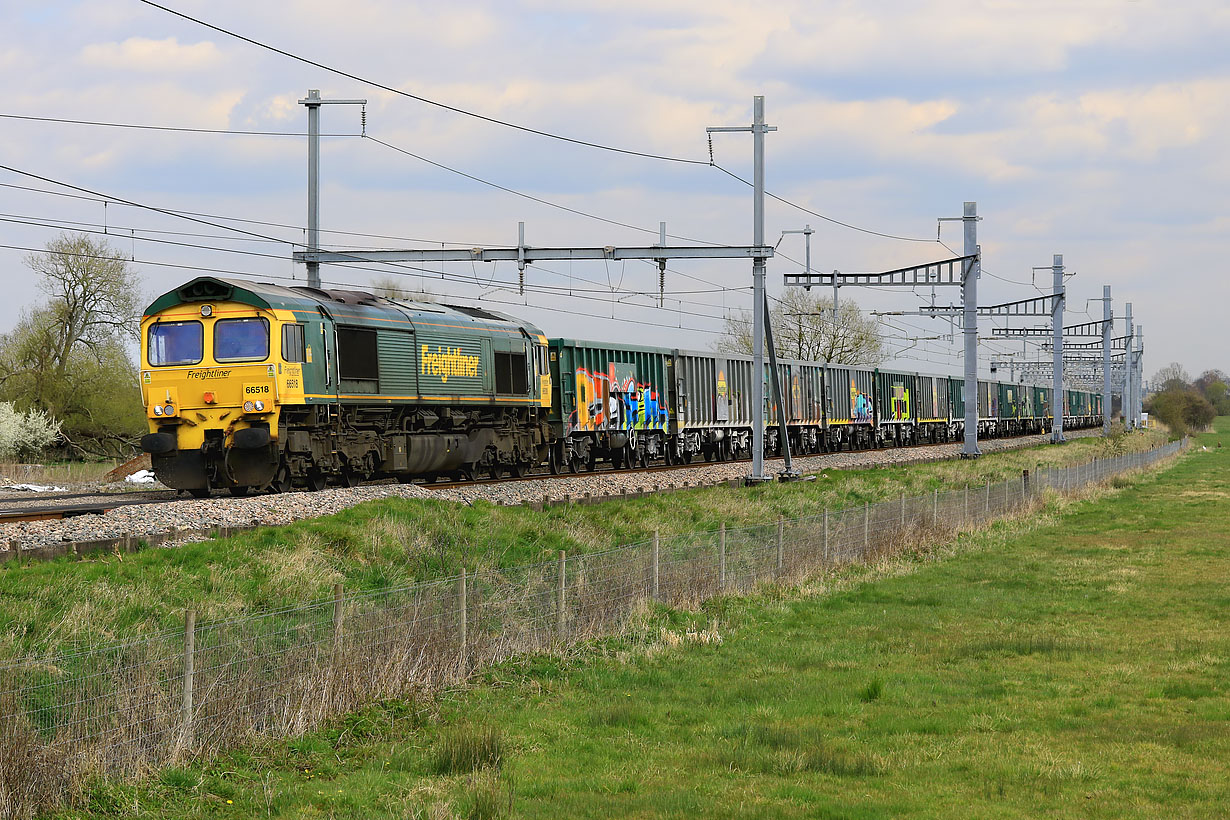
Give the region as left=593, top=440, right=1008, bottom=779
left=79, top=37, right=222, bottom=72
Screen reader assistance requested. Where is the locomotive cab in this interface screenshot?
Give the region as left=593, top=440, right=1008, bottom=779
left=140, top=280, right=305, bottom=495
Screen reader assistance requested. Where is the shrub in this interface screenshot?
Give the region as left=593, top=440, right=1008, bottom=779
left=0, top=402, right=60, bottom=461
left=1146, top=387, right=1215, bottom=437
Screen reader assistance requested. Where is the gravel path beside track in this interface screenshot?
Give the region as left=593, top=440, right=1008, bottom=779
left=0, top=430, right=1099, bottom=553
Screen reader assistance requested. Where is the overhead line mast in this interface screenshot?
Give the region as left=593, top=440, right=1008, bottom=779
left=300, top=90, right=366, bottom=289
left=707, top=97, right=780, bottom=483
left=784, top=209, right=982, bottom=459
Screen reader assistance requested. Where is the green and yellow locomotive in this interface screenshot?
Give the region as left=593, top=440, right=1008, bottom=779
left=139, top=277, right=551, bottom=494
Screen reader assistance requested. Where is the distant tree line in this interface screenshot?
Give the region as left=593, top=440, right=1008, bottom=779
left=1144, top=362, right=1225, bottom=437
left=0, top=233, right=146, bottom=461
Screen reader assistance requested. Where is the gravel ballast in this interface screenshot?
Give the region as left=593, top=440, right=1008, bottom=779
left=0, top=430, right=1100, bottom=554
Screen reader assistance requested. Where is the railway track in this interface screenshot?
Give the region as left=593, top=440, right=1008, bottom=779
left=0, top=491, right=179, bottom=523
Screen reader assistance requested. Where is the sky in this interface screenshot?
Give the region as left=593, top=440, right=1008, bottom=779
left=2, top=0, right=1225, bottom=385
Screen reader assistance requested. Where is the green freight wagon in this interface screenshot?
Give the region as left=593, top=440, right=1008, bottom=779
left=549, top=339, right=674, bottom=471
left=875, top=369, right=917, bottom=446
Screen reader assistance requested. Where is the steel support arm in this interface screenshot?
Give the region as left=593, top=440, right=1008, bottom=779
left=993, top=319, right=1110, bottom=338
left=783, top=255, right=976, bottom=288
left=295, top=245, right=775, bottom=264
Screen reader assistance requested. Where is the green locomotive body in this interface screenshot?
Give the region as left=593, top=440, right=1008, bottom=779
left=140, top=277, right=551, bottom=493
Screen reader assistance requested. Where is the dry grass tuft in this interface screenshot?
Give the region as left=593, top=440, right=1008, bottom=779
left=0, top=708, right=72, bottom=820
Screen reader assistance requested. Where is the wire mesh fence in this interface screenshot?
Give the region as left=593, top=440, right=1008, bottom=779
left=0, top=438, right=1186, bottom=816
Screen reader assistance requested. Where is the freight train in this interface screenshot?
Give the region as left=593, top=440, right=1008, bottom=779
left=139, top=277, right=1104, bottom=495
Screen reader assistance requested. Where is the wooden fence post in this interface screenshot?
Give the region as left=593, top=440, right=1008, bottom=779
left=458, top=571, right=468, bottom=667
left=652, top=530, right=660, bottom=600
left=932, top=489, right=939, bottom=527
left=332, top=583, right=344, bottom=643
left=823, top=507, right=830, bottom=564
left=776, top=516, right=784, bottom=577
left=985, top=480, right=990, bottom=514
left=964, top=485, right=969, bottom=522
left=556, top=551, right=566, bottom=642
left=900, top=493, right=906, bottom=527
left=182, top=608, right=196, bottom=749
left=863, top=501, right=869, bottom=554
left=719, top=523, right=726, bottom=588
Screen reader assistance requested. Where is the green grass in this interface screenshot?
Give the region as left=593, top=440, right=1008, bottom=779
left=48, top=420, right=1227, bottom=818
left=0, top=428, right=1164, bottom=656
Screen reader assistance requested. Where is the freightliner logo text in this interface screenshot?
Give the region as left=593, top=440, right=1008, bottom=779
left=421, top=345, right=479, bottom=383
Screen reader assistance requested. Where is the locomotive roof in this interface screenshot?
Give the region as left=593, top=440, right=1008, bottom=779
left=144, top=277, right=544, bottom=337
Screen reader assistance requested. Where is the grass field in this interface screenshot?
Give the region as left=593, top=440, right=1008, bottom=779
left=0, top=429, right=1164, bottom=656
left=49, top=421, right=1225, bottom=818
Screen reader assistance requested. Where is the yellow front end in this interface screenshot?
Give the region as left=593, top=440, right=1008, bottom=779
left=140, top=301, right=301, bottom=493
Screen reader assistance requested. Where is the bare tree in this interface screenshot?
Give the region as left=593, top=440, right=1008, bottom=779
left=369, top=274, right=438, bottom=302
left=1194, top=368, right=1228, bottom=395
left=714, top=289, right=883, bottom=365
left=1152, top=362, right=1190, bottom=391
left=27, top=233, right=141, bottom=362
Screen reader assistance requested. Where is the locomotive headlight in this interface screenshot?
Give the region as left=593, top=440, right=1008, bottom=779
left=253, top=400, right=265, bottom=412
left=163, top=404, right=176, bottom=416
left=243, top=400, right=255, bottom=413
left=153, top=405, right=164, bottom=416
left=200, top=304, right=213, bottom=317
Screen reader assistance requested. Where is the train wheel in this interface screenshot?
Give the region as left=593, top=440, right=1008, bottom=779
left=306, top=469, right=327, bottom=492
left=228, top=486, right=249, bottom=498
left=189, top=487, right=210, bottom=499
left=611, top=448, right=625, bottom=470
left=549, top=445, right=563, bottom=475
left=510, top=461, right=529, bottom=478
left=341, top=469, right=361, bottom=488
